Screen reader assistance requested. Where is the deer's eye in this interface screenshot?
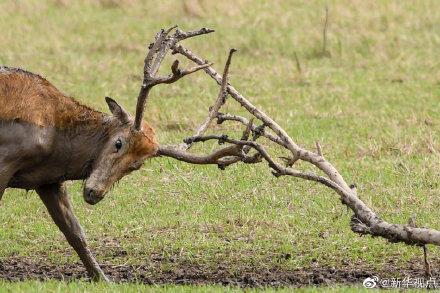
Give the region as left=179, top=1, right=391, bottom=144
left=115, top=139, right=123, bottom=152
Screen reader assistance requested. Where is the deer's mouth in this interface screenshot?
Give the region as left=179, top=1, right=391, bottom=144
left=83, top=187, right=104, bottom=205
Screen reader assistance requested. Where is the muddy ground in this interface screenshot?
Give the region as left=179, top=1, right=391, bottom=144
left=0, top=256, right=436, bottom=288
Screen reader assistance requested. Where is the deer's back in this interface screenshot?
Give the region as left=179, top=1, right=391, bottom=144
left=0, top=66, right=103, bottom=129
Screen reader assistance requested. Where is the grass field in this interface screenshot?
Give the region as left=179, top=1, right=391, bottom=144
left=1, top=0, right=440, bottom=291
left=0, top=281, right=378, bottom=293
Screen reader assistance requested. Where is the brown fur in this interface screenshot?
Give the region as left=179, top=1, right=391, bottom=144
left=0, top=67, right=103, bottom=128
left=0, top=67, right=158, bottom=160
left=131, top=121, right=158, bottom=158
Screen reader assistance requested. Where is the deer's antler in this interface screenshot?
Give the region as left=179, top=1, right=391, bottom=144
left=134, top=26, right=214, bottom=130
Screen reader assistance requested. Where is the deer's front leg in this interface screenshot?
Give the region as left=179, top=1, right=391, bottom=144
left=36, top=183, right=109, bottom=282
left=0, top=178, right=7, bottom=200
left=0, top=163, right=16, bottom=201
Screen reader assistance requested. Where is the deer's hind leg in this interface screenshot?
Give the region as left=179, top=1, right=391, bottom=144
left=36, top=182, right=109, bottom=281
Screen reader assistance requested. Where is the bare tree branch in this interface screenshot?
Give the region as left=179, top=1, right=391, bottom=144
left=216, top=113, right=286, bottom=146
left=148, top=27, right=440, bottom=248
left=183, top=134, right=440, bottom=246
left=184, top=48, right=237, bottom=149
left=424, top=245, right=432, bottom=277
left=172, top=44, right=351, bottom=190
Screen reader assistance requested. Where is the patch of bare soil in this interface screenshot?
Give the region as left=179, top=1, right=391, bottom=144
left=0, top=257, right=435, bottom=288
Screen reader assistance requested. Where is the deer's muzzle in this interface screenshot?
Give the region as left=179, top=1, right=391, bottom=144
left=83, top=187, right=104, bottom=205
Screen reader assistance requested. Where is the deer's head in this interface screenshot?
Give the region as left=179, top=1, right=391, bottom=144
left=83, top=97, right=158, bottom=205
left=83, top=27, right=212, bottom=205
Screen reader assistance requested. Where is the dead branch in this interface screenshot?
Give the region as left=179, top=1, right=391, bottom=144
left=184, top=48, right=237, bottom=149
left=424, top=245, right=432, bottom=278
left=216, top=113, right=286, bottom=146
left=151, top=27, right=440, bottom=249
left=172, top=44, right=349, bottom=188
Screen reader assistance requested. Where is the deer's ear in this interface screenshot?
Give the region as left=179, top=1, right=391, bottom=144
left=105, top=96, right=130, bottom=123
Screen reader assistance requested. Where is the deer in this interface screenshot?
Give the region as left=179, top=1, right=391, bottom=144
left=0, top=27, right=213, bottom=281
left=4, top=25, right=438, bottom=283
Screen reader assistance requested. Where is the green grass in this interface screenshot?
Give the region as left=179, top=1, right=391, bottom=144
left=0, top=281, right=385, bottom=293
left=1, top=0, right=440, bottom=291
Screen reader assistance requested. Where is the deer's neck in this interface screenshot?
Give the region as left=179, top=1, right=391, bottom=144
left=61, top=115, right=113, bottom=180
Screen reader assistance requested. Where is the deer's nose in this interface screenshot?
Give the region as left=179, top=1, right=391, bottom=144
left=84, top=188, right=103, bottom=205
